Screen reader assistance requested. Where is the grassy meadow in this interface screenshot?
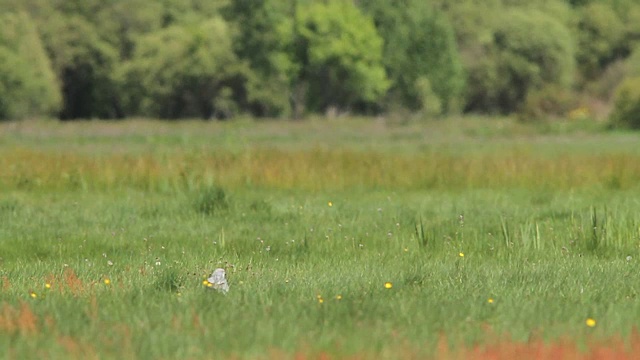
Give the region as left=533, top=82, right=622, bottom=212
left=2, top=117, right=640, bottom=359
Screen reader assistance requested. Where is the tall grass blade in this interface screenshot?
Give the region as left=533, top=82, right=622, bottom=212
left=415, top=217, right=428, bottom=248
left=590, top=206, right=599, bottom=251
left=501, top=216, right=511, bottom=248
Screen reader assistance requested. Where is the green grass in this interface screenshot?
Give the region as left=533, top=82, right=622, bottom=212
left=2, top=118, right=640, bottom=358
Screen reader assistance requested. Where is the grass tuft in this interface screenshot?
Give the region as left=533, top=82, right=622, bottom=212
left=193, top=185, right=229, bottom=215
left=153, top=270, right=184, bottom=293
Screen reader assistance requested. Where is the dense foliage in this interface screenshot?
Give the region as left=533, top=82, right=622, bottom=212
left=0, top=12, right=61, bottom=119
left=1, top=0, right=639, bottom=120
left=611, top=76, right=640, bottom=128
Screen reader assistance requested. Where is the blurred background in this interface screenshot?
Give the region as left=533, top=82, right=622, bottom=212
left=1, top=0, right=639, bottom=127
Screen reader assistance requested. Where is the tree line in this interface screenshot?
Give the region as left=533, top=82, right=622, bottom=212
left=1, top=0, right=639, bottom=123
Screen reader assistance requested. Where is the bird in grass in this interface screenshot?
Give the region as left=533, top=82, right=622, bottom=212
left=205, top=268, right=229, bottom=294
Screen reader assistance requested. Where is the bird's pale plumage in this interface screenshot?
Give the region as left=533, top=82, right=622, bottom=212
left=207, top=268, right=229, bottom=293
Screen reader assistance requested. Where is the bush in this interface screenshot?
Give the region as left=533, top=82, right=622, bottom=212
left=610, top=76, right=640, bottom=129
left=584, top=46, right=640, bottom=102
left=520, top=85, right=579, bottom=121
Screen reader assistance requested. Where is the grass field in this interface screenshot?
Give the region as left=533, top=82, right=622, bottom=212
left=2, top=117, right=640, bottom=359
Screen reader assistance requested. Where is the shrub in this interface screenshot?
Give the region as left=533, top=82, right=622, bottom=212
left=610, top=76, right=640, bottom=129
left=520, top=85, right=579, bottom=121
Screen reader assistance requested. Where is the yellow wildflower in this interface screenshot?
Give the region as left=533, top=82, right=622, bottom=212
left=586, top=318, right=596, bottom=327
left=384, top=282, right=393, bottom=289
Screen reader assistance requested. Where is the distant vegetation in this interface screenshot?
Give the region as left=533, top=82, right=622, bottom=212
left=1, top=0, right=640, bottom=124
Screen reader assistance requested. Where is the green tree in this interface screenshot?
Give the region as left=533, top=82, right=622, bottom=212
left=155, top=0, right=229, bottom=26
left=432, top=0, right=577, bottom=115
left=90, top=0, right=165, bottom=59
left=567, top=0, right=640, bottom=81
left=2, top=0, right=232, bottom=119
left=40, top=15, right=120, bottom=119
left=222, top=0, right=295, bottom=117
left=2, top=0, right=136, bottom=118
left=575, top=3, right=626, bottom=79
left=360, top=0, right=465, bottom=114
left=465, top=9, right=575, bottom=114
left=118, top=18, right=243, bottom=119
left=292, top=0, right=389, bottom=115
left=0, top=12, right=60, bottom=119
